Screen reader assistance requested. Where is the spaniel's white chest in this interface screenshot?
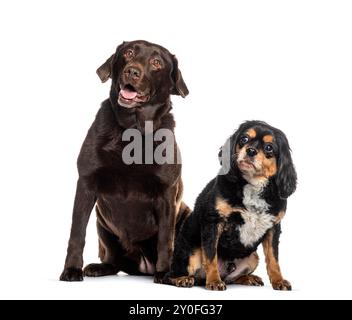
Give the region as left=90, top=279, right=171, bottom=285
left=238, top=184, right=275, bottom=247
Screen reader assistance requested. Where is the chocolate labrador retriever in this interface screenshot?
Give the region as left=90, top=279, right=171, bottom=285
left=60, top=40, right=190, bottom=283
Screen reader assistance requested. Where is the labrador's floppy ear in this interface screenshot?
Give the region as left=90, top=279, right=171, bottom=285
left=96, top=42, right=126, bottom=83
left=171, top=56, right=189, bottom=98
left=96, top=54, right=115, bottom=83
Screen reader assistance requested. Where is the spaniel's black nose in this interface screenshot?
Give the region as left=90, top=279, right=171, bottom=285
left=246, top=148, right=257, bottom=157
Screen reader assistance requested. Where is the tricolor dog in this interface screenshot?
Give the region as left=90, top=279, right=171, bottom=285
left=165, top=120, right=297, bottom=291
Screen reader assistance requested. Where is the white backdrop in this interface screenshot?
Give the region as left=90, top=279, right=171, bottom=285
left=0, top=0, right=351, bottom=300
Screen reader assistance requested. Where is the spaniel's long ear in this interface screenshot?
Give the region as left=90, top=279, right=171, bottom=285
left=218, top=137, right=231, bottom=165
left=171, top=56, right=189, bottom=98
left=218, top=124, right=243, bottom=176
left=96, top=54, right=115, bottom=83
left=275, top=131, right=297, bottom=199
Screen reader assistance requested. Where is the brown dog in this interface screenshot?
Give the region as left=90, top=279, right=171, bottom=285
left=60, top=40, right=190, bottom=283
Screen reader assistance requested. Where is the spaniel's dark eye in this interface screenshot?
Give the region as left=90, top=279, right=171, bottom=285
left=124, top=49, right=134, bottom=59
left=264, top=144, right=274, bottom=153
left=151, top=58, right=162, bottom=69
left=239, top=136, right=249, bottom=146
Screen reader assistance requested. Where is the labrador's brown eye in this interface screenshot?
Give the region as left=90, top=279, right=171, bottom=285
left=151, top=58, right=162, bottom=69
left=124, top=49, right=134, bottom=59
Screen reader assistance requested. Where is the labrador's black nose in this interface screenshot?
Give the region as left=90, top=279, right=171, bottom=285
left=124, top=66, right=141, bottom=80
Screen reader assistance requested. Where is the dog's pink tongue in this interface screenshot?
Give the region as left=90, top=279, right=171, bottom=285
left=120, top=89, right=138, bottom=100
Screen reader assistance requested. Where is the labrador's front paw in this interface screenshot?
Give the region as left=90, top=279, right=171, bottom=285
left=60, top=267, right=83, bottom=282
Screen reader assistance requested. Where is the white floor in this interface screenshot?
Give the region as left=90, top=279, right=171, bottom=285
left=1, top=259, right=349, bottom=300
